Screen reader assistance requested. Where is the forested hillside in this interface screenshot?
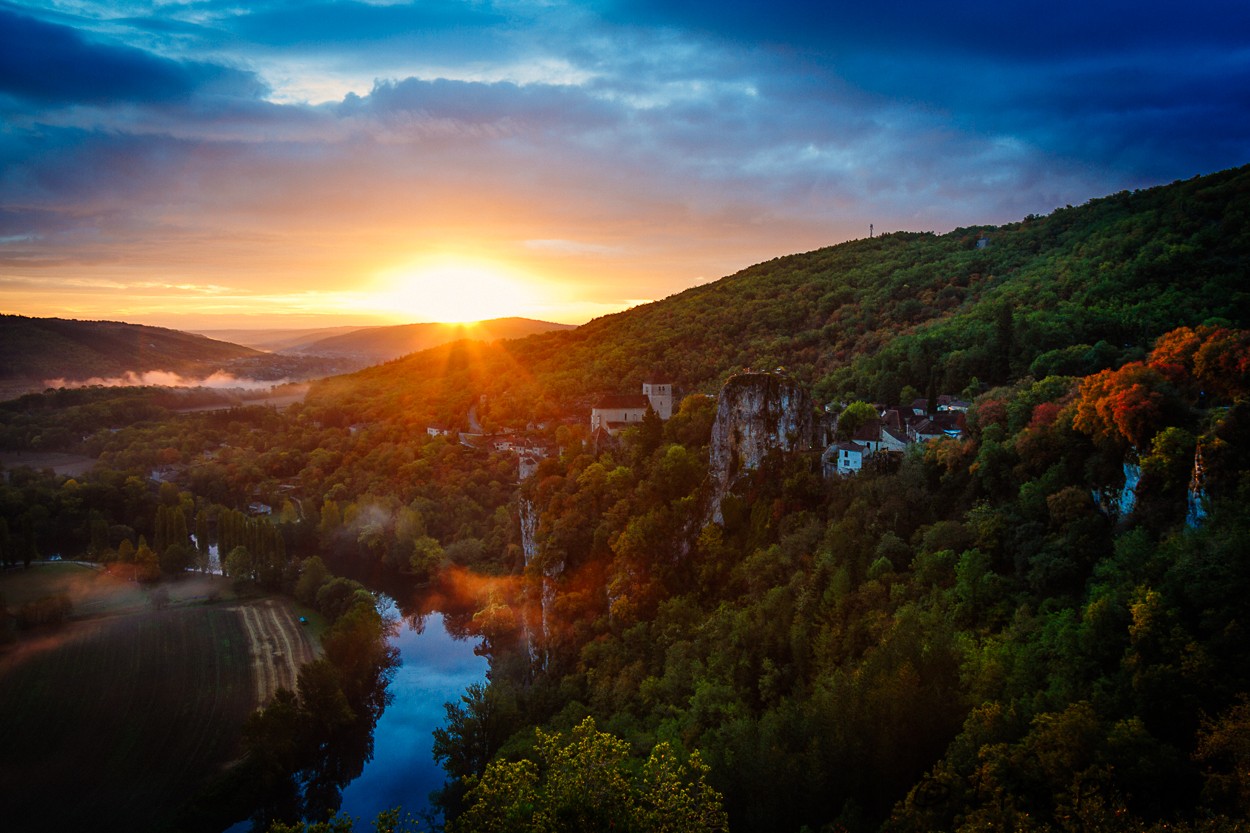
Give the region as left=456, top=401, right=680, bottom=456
left=3, top=165, right=1250, bottom=832
left=0, top=315, right=261, bottom=381
left=309, top=165, right=1249, bottom=432
left=309, top=166, right=1250, bottom=832
left=293, top=317, right=576, bottom=363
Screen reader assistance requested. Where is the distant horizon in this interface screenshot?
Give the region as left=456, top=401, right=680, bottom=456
left=1, top=309, right=592, bottom=333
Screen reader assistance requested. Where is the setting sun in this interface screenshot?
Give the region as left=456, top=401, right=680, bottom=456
left=375, top=257, right=539, bottom=323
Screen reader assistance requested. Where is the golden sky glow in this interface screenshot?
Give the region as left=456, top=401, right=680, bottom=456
left=372, top=256, right=563, bottom=323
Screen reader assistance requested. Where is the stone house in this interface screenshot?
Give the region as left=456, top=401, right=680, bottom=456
left=590, top=381, right=674, bottom=435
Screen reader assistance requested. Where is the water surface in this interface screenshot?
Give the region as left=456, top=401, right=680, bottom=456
left=337, top=600, right=488, bottom=827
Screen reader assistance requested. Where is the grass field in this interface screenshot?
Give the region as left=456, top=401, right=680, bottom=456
left=0, top=564, right=316, bottom=832
left=0, top=450, right=96, bottom=477
left=1, top=561, right=146, bottom=612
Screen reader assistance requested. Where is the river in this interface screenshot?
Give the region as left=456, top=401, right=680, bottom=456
left=336, top=596, right=488, bottom=828
left=221, top=583, right=488, bottom=833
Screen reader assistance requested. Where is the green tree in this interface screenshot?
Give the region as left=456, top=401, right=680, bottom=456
left=195, top=508, right=210, bottom=562
left=134, top=537, right=160, bottom=582
left=992, top=300, right=1015, bottom=383
left=638, top=404, right=664, bottom=455
left=433, top=681, right=520, bottom=785
left=225, top=545, right=254, bottom=585
left=296, top=556, right=332, bottom=606
left=451, top=717, right=727, bottom=833
left=837, top=400, right=879, bottom=440
left=409, top=535, right=446, bottom=582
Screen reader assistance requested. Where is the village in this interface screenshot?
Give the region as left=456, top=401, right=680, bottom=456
left=427, top=376, right=969, bottom=483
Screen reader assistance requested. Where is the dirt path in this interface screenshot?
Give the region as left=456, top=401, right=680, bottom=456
left=232, top=599, right=316, bottom=707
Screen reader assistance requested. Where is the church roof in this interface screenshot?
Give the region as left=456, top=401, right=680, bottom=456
left=593, top=394, right=651, bottom=410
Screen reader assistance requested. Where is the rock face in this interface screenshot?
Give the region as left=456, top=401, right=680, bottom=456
left=707, top=372, right=818, bottom=523
left=1093, top=460, right=1141, bottom=522
left=519, top=496, right=539, bottom=569
left=1187, top=444, right=1209, bottom=528
left=518, top=495, right=555, bottom=668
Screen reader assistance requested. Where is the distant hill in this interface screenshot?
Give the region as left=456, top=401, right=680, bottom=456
left=192, top=326, right=367, bottom=353
left=0, top=315, right=360, bottom=400
left=0, top=314, right=258, bottom=384
left=292, top=318, right=576, bottom=362
left=309, top=164, right=1250, bottom=427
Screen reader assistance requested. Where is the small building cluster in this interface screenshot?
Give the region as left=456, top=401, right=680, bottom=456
left=423, top=373, right=969, bottom=485
left=427, top=382, right=678, bottom=481
left=822, top=396, right=969, bottom=478
left=589, top=381, right=673, bottom=436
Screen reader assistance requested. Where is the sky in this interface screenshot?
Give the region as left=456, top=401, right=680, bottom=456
left=1, top=1, right=1248, bottom=329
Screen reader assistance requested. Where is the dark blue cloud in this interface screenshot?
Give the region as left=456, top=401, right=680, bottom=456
left=605, top=0, right=1250, bottom=60
left=228, top=0, right=507, bottom=47
left=0, top=124, right=192, bottom=204
left=602, top=0, right=1250, bottom=182
left=341, top=76, right=619, bottom=132
left=0, top=7, right=265, bottom=105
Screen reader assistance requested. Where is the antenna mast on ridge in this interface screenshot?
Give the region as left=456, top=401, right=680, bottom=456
left=869, top=223, right=874, bottom=238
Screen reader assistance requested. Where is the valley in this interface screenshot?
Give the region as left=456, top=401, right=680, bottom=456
left=0, top=167, right=1249, bottom=832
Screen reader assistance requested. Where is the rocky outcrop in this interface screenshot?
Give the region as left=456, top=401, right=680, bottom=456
left=1187, top=444, right=1209, bottom=527
left=706, top=372, right=818, bottom=523
left=518, top=495, right=559, bottom=668
left=519, top=497, right=539, bottom=568
left=1093, top=460, right=1141, bottom=522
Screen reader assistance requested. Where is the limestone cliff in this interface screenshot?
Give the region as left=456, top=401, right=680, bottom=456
left=706, top=372, right=819, bottom=523
left=518, top=495, right=556, bottom=668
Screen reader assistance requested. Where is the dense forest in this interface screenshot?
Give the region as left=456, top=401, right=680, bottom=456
left=2, top=165, right=1250, bottom=831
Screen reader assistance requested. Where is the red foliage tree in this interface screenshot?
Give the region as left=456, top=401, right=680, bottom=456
left=1074, top=363, right=1168, bottom=448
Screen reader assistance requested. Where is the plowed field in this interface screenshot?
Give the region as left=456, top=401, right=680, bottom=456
left=0, top=569, right=315, bottom=831
left=232, top=598, right=317, bottom=706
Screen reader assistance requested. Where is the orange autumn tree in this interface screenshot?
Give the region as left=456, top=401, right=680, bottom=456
left=1148, top=325, right=1250, bottom=400
left=1074, top=325, right=1250, bottom=449
left=1073, top=362, right=1172, bottom=448
left=1192, top=327, right=1250, bottom=400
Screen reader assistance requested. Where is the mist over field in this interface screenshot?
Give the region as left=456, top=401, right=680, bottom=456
left=42, top=370, right=294, bottom=392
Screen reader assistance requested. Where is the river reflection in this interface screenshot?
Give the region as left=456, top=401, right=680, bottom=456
left=335, top=595, right=488, bottom=829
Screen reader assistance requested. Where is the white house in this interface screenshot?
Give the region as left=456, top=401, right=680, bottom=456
left=823, top=441, right=867, bottom=477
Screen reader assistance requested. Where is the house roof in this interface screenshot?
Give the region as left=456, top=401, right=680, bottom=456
left=882, top=427, right=908, bottom=444
left=911, top=418, right=945, bottom=436
left=593, top=394, right=651, bottom=410
left=929, top=412, right=965, bottom=430
left=834, top=441, right=866, bottom=452
left=851, top=420, right=881, bottom=442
